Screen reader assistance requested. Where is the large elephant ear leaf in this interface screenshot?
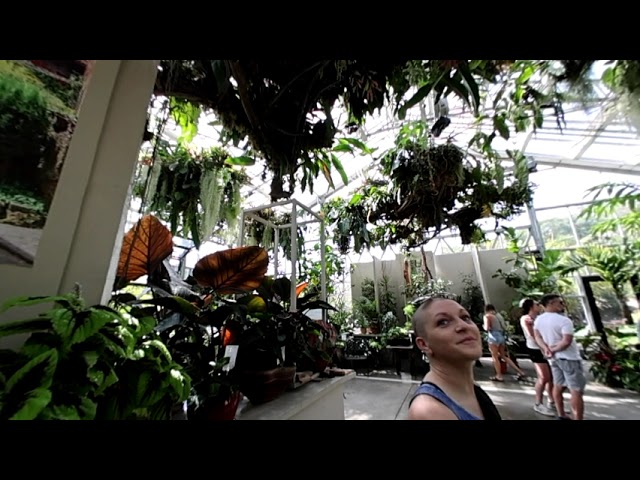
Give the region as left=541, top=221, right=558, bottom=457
left=192, top=246, right=269, bottom=294
left=117, top=215, right=174, bottom=282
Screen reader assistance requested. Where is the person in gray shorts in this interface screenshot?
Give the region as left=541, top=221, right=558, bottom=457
left=534, top=293, right=587, bottom=420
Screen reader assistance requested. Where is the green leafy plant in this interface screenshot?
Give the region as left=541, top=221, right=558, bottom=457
left=113, top=213, right=269, bottom=418
left=578, top=327, right=640, bottom=392
left=0, top=289, right=190, bottom=420
left=493, top=227, right=571, bottom=304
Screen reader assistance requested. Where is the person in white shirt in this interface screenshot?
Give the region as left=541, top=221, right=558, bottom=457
left=519, top=298, right=556, bottom=417
left=533, top=293, right=587, bottom=420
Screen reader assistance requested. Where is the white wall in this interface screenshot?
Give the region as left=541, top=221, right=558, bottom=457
left=349, top=247, right=520, bottom=323
left=476, top=248, right=519, bottom=313
left=433, top=251, right=477, bottom=298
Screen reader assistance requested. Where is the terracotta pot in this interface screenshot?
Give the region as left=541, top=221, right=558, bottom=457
left=196, top=391, right=243, bottom=421
left=238, top=366, right=296, bottom=405
left=500, top=358, right=508, bottom=374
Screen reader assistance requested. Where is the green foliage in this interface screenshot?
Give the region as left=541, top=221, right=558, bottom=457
left=322, top=121, right=533, bottom=252
left=0, top=71, right=51, bottom=144
left=493, top=227, right=571, bottom=304
left=460, top=274, right=485, bottom=325
left=0, top=60, right=75, bottom=116
left=155, top=60, right=584, bottom=203
left=580, top=182, right=640, bottom=237
left=0, top=290, right=190, bottom=420
left=140, top=143, right=250, bottom=248
left=0, top=183, right=46, bottom=213
left=579, top=327, right=640, bottom=392
left=299, top=243, right=345, bottom=297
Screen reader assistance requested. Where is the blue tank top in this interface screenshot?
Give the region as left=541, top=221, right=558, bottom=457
left=409, top=382, right=502, bottom=420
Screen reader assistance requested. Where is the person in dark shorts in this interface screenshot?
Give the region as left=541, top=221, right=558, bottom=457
left=408, top=297, right=502, bottom=420
left=519, top=298, right=556, bottom=416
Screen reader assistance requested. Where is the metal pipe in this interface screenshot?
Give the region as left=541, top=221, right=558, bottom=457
left=239, top=211, right=245, bottom=247
left=320, top=216, right=327, bottom=321
left=290, top=202, right=298, bottom=311
left=245, top=212, right=275, bottom=228
left=243, top=199, right=294, bottom=214
left=274, top=228, right=279, bottom=279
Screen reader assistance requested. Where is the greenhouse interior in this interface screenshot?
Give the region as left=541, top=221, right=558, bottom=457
left=0, top=59, right=639, bottom=421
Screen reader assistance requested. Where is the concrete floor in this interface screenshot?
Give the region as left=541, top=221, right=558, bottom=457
left=343, top=357, right=640, bottom=420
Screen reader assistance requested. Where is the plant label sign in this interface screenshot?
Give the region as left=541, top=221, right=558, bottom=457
left=223, top=345, right=239, bottom=372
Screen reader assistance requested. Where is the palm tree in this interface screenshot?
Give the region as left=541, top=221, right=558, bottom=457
left=562, top=244, right=638, bottom=325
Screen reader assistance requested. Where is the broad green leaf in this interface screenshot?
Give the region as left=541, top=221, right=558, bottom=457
left=517, top=65, right=534, bottom=85
left=340, top=137, right=375, bottom=154
left=397, top=75, right=443, bottom=120
left=84, top=351, right=99, bottom=369
left=6, top=349, right=58, bottom=393
left=47, top=405, right=81, bottom=420
left=237, top=294, right=267, bottom=313
left=457, top=62, right=480, bottom=115
left=8, top=388, right=52, bottom=420
left=138, top=316, right=156, bottom=336
left=143, top=339, right=172, bottom=363
left=0, top=318, right=51, bottom=339
left=349, top=193, right=362, bottom=206
left=225, top=155, right=255, bottom=166
left=0, top=294, right=75, bottom=314
left=331, top=154, right=349, bottom=186
left=332, top=143, right=353, bottom=153
left=87, top=367, right=104, bottom=386
left=493, top=115, right=510, bottom=140
left=297, top=300, right=338, bottom=312
left=78, top=397, right=97, bottom=419
left=442, top=73, right=472, bottom=111
left=52, top=308, right=115, bottom=347
left=135, top=370, right=153, bottom=405
left=21, top=333, right=59, bottom=358
left=99, top=331, right=128, bottom=358
left=169, top=97, right=201, bottom=145
left=95, top=368, right=118, bottom=396
left=167, top=368, right=191, bottom=400
left=601, top=67, right=616, bottom=89
left=134, top=296, right=198, bottom=320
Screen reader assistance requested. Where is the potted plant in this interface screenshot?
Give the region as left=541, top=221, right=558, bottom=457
left=113, top=214, right=270, bottom=419
left=225, top=277, right=337, bottom=404
left=0, top=286, right=191, bottom=420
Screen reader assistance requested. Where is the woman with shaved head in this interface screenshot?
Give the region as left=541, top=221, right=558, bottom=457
left=408, top=297, right=502, bottom=420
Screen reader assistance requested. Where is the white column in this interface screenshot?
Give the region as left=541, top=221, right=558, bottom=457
left=58, top=60, right=160, bottom=304
left=0, top=60, right=158, bottom=330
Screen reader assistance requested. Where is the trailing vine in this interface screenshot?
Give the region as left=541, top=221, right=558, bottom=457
left=135, top=143, right=250, bottom=248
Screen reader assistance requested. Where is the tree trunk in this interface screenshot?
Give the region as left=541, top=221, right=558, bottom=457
left=629, top=275, right=640, bottom=305
left=614, top=287, right=634, bottom=325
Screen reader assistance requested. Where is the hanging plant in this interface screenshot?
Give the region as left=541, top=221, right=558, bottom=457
left=140, top=143, right=251, bottom=249
left=323, top=120, right=533, bottom=252
left=243, top=210, right=307, bottom=266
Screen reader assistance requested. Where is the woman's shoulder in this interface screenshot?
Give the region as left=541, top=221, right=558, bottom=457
left=408, top=393, right=459, bottom=420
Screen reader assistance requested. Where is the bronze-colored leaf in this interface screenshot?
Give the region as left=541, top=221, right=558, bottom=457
left=117, top=215, right=174, bottom=282
left=296, top=282, right=309, bottom=297
left=193, top=246, right=269, bottom=294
